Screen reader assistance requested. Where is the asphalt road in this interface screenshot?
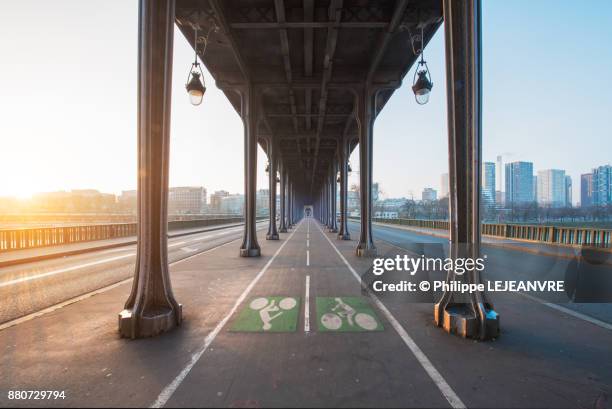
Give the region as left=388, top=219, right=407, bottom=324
left=0, top=222, right=268, bottom=324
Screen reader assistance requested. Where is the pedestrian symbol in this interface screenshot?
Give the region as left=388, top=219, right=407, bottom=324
left=231, top=296, right=300, bottom=332
left=316, top=297, right=383, bottom=332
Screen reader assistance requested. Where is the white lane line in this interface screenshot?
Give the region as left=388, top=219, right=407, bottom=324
left=518, top=292, right=612, bottom=332
left=304, top=275, right=311, bottom=332
left=307, top=239, right=310, bottom=248
left=0, top=227, right=253, bottom=289
left=306, top=250, right=310, bottom=266
left=0, top=278, right=133, bottom=332
left=0, top=253, right=135, bottom=289
left=315, top=222, right=466, bottom=409
left=0, top=234, right=246, bottom=332
left=151, top=220, right=304, bottom=408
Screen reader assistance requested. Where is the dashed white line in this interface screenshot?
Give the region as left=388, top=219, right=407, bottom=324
left=306, top=250, right=310, bottom=266
left=315, top=222, right=466, bottom=409
left=304, top=275, right=311, bottom=333
left=151, top=220, right=304, bottom=408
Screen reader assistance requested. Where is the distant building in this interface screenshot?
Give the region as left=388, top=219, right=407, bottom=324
left=256, top=189, right=269, bottom=215
left=495, top=191, right=504, bottom=206
left=33, top=189, right=117, bottom=213
left=374, top=211, right=399, bottom=219
left=537, top=169, right=566, bottom=208
left=347, top=189, right=359, bottom=212
left=482, top=162, right=496, bottom=207
left=592, top=165, right=612, bottom=206
left=168, top=186, right=206, bottom=214
left=372, top=183, right=380, bottom=202
left=422, top=188, right=437, bottom=202
left=581, top=173, right=594, bottom=207
left=505, top=161, right=534, bottom=206
left=119, top=190, right=137, bottom=213
left=440, top=173, right=449, bottom=198
left=209, top=190, right=230, bottom=212
left=565, top=175, right=572, bottom=207
left=220, top=194, right=244, bottom=215
left=496, top=155, right=504, bottom=195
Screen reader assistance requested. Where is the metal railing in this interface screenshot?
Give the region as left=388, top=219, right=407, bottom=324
left=0, top=216, right=259, bottom=252
left=349, top=217, right=612, bottom=248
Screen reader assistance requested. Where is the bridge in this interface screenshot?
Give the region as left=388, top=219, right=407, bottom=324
left=1, top=0, right=611, bottom=408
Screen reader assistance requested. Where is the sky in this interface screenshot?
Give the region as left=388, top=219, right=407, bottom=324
left=0, top=0, right=611, bottom=204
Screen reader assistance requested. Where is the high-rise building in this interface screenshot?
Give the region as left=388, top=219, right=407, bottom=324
left=482, top=162, right=496, bottom=207
left=422, top=188, right=437, bottom=202
left=505, top=161, right=535, bottom=206
left=496, top=155, right=504, bottom=206
left=565, top=175, right=572, bottom=207
left=593, top=165, right=612, bottom=206
left=440, top=173, right=449, bottom=198
left=168, top=186, right=207, bottom=214
left=581, top=173, right=594, bottom=207
left=537, top=169, right=566, bottom=208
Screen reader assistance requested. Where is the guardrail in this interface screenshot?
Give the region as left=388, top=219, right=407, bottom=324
left=0, top=216, right=264, bottom=252
left=349, top=217, right=612, bottom=248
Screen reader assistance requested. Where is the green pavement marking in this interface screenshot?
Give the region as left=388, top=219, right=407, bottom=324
left=231, top=296, right=300, bottom=332
left=316, top=297, right=383, bottom=332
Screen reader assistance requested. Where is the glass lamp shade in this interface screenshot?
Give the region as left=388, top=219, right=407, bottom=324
left=186, top=72, right=206, bottom=106
left=265, top=163, right=270, bottom=173
left=412, top=70, right=433, bottom=105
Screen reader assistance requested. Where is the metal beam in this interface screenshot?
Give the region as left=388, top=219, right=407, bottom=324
left=273, top=0, right=305, bottom=171
left=230, top=21, right=388, bottom=29
left=208, top=0, right=250, bottom=83
left=310, top=0, right=343, bottom=193
left=366, top=0, right=409, bottom=84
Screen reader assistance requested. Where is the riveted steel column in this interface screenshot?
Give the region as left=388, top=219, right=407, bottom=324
left=240, top=86, right=261, bottom=257
left=119, top=0, right=181, bottom=339
left=328, top=160, right=339, bottom=232
left=287, top=178, right=293, bottom=228
left=338, top=136, right=350, bottom=240
left=323, top=178, right=329, bottom=227
left=434, top=0, right=499, bottom=340
left=279, top=161, right=287, bottom=233
left=356, top=88, right=377, bottom=257
left=266, top=137, right=279, bottom=240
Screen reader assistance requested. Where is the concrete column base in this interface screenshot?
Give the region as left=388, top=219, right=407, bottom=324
left=356, top=245, right=377, bottom=257
left=328, top=228, right=338, bottom=233
left=434, top=303, right=500, bottom=340
left=118, top=305, right=182, bottom=339
left=240, top=247, right=261, bottom=257
left=279, top=227, right=288, bottom=233
left=266, top=233, right=279, bottom=240
left=337, top=233, right=350, bottom=240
